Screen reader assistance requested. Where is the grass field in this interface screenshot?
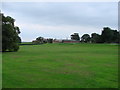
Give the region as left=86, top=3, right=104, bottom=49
left=20, top=42, right=32, bottom=44
left=2, top=43, right=118, bottom=88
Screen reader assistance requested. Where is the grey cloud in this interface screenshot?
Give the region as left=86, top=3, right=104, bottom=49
left=2, top=2, right=118, bottom=41
left=2, top=2, right=117, bottom=27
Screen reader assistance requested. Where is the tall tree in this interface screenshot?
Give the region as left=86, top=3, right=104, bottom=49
left=71, top=33, right=80, bottom=40
left=2, top=13, right=21, bottom=52
left=36, top=37, right=44, bottom=43
left=111, top=30, right=119, bottom=43
left=101, top=27, right=113, bottom=43
left=101, top=27, right=119, bottom=43
left=91, top=33, right=102, bottom=43
left=81, top=34, right=91, bottom=43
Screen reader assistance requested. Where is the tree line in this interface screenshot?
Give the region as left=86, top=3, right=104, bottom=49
left=34, top=27, right=120, bottom=44
left=71, top=27, right=120, bottom=43
left=32, top=37, right=53, bottom=44
left=2, top=14, right=119, bottom=52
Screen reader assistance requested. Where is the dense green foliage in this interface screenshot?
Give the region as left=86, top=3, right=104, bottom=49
left=101, top=27, right=119, bottom=43
left=2, top=44, right=118, bottom=88
left=32, top=37, right=53, bottom=44
left=91, top=33, right=102, bottom=43
left=81, top=34, right=91, bottom=43
left=2, top=14, right=21, bottom=52
left=71, top=33, right=80, bottom=40
left=32, top=27, right=119, bottom=44
left=81, top=27, right=119, bottom=43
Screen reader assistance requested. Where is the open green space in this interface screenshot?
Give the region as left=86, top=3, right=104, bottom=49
left=2, top=43, right=118, bottom=88
left=21, top=42, right=32, bottom=44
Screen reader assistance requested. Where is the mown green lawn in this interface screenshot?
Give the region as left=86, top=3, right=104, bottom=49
left=2, top=43, right=118, bottom=88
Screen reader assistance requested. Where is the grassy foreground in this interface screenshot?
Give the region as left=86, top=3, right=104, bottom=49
left=2, top=43, right=118, bottom=88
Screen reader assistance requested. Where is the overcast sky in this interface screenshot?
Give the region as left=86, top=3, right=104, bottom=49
left=2, top=2, right=118, bottom=42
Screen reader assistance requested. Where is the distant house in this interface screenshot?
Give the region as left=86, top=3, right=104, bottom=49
left=53, top=39, right=62, bottom=43
left=62, top=40, right=80, bottom=43
left=53, top=39, right=80, bottom=43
